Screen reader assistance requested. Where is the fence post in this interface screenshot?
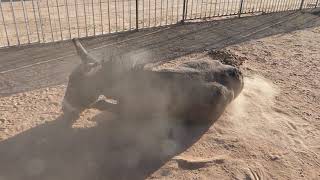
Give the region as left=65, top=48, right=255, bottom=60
left=181, top=0, right=187, bottom=23
left=299, top=0, right=305, bottom=10
left=136, top=0, right=138, bottom=30
left=238, top=0, right=244, bottom=18
left=315, top=0, right=319, bottom=8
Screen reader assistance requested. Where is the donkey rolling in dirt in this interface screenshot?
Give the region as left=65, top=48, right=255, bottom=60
left=62, top=38, right=243, bottom=124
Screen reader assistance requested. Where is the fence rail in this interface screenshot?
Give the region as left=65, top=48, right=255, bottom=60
left=0, top=0, right=319, bottom=47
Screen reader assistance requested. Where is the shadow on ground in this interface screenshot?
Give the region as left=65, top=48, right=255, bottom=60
left=0, top=9, right=320, bottom=96
left=0, top=110, right=219, bottom=180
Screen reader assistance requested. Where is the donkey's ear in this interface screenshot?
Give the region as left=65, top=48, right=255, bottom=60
left=72, top=38, right=99, bottom=64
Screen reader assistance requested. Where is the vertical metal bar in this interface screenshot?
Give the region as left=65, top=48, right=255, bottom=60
left=115, top=0, right=118, bottom=32
left=208, top=0, right=214, bottom=16
left=285, top=0, right=291, bottom=10
left=136, top=0, right=138, bottom=29
left=21, top=0, right=30, bottom=44
left=229, top=0, right=232, bottom=15
left=238, top=0, right=244, bottom=17
left=217, top=0, right=221, bottom=16
left=300, top=0, right=305, bottom=9
left=83, top=0, right=88, bottom=35
left=295, top=0, right=300, bottom=9
left=92, top=0, right=96, bottom=35
left=287, top=0, right=291, bottom=10
left=213, top=0, right=217, bottom=16
left=315, top=0, right=319, bottom=8
left=31, top=0, right=40, bottom=42
left=279, top=0, right=284, bottom=11
left=204, top=0, right=209, bottom=17
left=226, top=0, right=230, bottom=15
left=55, top=0, right=63, bottom=40
left=65, top=0, right=72, bottom=38
left=149, top=0, right=151, bottom=26
left=230, top=0, right=235, bottom=14
left=36, top=0, right=44, bottom=42
left=283, top=0, right=287, bottom=10
left=297, top=0, right=301, bottom=9
left=290, top=0, right=296, bottom=10
left=261, top=0, right=267, bottom=13
left=233, top=0, right=237, bottom=14
left=171, top=0, right=174, bottom=23
left=155, top=0, right=157, bottom=26
left=122, top=0, right=125, bottom=30
left=287, top=0, right=292, bottom=10
left=271, top=0, right=277, bottom=12
left=99, top=0, right=103, bottom=33
left=252, top=0, right=257, bottom=12
left=222, top=0, right=226, bottom=15
left=283, top=0, right=288, bottom=10
left=265, top=0, right=271, bottom=12
left=232, top=0, right=237, bottom=14
left=0, top=0, right=9, bottom=46
left=176, top=0, right=179, bottom=22
left=10, top=0, right=20, bottom=45
left=75, top=0, right=80, bottom=37
left=182, top=0, right=186, bottom=21
left=107, top=0, right=111, bottom=32
left=185, top=0, right=188, bottom=19
left=160, top=0, right=163, bottom=25
left=292, top=0, right=297, bottom=10
left=280, top=0, right=285, bottom=11
left=257, top=0, right=263, bottom=12
left=246, top=0, right=250, bottom=13
left=141, top=0, right=144, bottom=28
left=244, top=0, right=249, bottom=13
left=46, top=0, right=54, bottom=41
left=275, top=0, right=281, bottom=12
left=129, top=0, right=132, bottom=29
left=252, top=0, right=256, bottom=12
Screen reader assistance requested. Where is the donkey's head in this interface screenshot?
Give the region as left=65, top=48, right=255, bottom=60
left=62, top=39, right=106, bottom=116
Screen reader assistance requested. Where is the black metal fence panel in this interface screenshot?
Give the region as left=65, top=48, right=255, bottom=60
left=0, top=0, right=319, bottom=47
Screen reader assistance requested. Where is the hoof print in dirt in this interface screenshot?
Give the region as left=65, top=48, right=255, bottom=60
left=62, top=38, right=244, bottom=124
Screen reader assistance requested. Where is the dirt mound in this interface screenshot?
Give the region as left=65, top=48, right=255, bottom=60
left=208, top=50, right=247, bottom=68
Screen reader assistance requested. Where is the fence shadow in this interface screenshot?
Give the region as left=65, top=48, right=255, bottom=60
left=0, top=109, right=220, bottom=180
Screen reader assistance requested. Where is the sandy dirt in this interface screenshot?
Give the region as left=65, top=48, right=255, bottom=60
left=0, top=10, right=320, bottom=180
left=149, top=27, right=320, bottom=179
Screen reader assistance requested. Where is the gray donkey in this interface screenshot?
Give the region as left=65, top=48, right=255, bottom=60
left=62, top=38, right=243, bottom=123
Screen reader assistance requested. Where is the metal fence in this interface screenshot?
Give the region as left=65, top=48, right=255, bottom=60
left=0, top=0, right=319, bottom=47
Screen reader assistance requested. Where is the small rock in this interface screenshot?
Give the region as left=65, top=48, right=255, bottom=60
left=270, top=155, right=280, bottom=161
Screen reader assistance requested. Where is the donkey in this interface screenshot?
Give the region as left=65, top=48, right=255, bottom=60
left=62, top=38, right=243, bottom=123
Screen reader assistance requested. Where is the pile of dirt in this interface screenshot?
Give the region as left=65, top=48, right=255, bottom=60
left=208, top=50, right=247, bottom=68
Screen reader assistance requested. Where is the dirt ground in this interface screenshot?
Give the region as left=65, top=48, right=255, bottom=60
left=0, top=10, right=320, bottom=180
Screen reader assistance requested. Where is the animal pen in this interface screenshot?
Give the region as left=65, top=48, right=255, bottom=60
left=0, top=0, right=319, bottom=47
